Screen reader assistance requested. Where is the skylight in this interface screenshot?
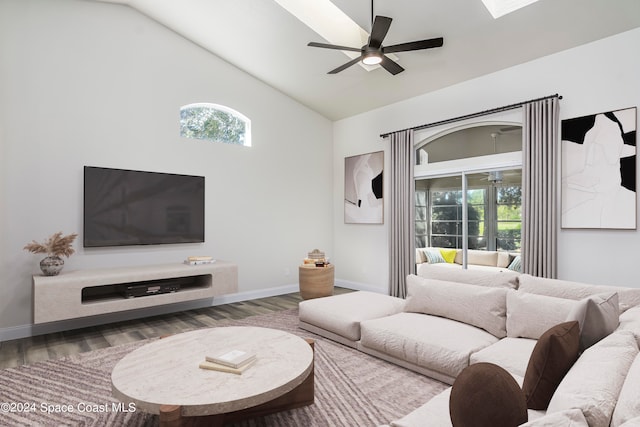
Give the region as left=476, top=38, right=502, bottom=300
left=272, top=0, right=396, bottom=71
left=481, top=0, right=541, bottom=19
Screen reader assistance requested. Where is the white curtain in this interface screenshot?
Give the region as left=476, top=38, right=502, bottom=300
left=388, top=129, right=415, bottom=298
left=522, top=97, right=559, bottom=278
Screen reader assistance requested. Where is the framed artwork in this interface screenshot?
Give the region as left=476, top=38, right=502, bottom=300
left=561, top=106, right=637, bottom=229
left=344, top=151, right=384, bottom=224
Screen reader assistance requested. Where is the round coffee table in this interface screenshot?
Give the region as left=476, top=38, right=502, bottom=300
left=111, top=326, right=314, bottom=425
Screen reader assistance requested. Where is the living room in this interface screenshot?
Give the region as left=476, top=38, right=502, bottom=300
left=1, top=0, right=640, bottom=425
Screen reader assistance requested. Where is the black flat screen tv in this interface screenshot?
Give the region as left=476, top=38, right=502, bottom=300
left=84, top=166, right=205, bottom=247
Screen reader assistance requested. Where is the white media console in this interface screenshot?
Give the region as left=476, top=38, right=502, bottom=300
left=32, top=261, right=238, bottom=324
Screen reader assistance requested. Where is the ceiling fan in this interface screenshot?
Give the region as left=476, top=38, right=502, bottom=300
left=307, top=1, right=443, bottom=75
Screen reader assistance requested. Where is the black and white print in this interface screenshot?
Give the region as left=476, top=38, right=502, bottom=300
left=561, top=107, right=637, bottom=229
left=344, top=151, right=384, bottom=224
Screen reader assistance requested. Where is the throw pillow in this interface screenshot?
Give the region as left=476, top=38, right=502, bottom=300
left=565, top=292, right=619, bottom=351
left=423, top=249, right=446, bottom=264
left=507, top=291, right=579, bottom=339
left=521, top=321, right=580, bottom=410
left=405, top=275, right=508, bottom=338
left=508, top=255, right=522, bottom=272
left=439, top=248, right=458, bottom=263
left=449, top=362, right=527, bottom=427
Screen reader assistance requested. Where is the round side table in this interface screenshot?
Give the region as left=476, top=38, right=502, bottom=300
left=298, top=264, right=334, bottom=300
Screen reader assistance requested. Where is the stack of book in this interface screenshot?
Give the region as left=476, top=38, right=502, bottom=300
left=184, top=256, right=216, bottom=265
left=199, top=349, right=257, bottom=375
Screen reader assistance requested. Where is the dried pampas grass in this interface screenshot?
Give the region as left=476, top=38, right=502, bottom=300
left=24, top=232, right=78, bottom=258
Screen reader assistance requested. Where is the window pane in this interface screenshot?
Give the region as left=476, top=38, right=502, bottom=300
left=180, top=103, right=251, bottom=146
left=432, top=222, right=458, bottom=235
left=431, top=206, right=460, bottom=220
left=432, top=191, right=461, bottom=205
left=432, top=236, right=456, bottom=248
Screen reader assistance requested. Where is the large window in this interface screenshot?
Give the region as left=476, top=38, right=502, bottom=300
left=180, top=103, right=251, bottom=146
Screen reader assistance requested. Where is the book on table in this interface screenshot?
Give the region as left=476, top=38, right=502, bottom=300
left=184, top=256, right=216, bottom=265
left=184, top=259, right=216, bottom=265
left=206, top=349, right=256, bottom=369
left=199, top=358, right=256, bottom=375
left=188, top=256, right=214, bottom=262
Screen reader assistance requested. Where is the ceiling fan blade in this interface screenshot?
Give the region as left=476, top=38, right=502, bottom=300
left=380, top=55, right=404, bottom=75
left=308, top=42, right=362, bottom=53
left=368, top=16, right=392, bottom=49
left=328, top=56, right=363, bottom=74
left=383, top=37, right=444, bottom=54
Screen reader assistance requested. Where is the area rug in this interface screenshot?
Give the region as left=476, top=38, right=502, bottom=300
left=0, top=309, right=447, bottom=426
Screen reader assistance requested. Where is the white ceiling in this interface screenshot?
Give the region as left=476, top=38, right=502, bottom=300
left=97, top=0, right=640, bottom=120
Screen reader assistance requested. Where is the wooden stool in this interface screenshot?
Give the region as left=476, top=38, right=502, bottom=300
left=298, top=264, right=334, bottom=299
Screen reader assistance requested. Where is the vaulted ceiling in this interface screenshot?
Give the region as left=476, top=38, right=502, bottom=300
left=96, top=0, right=640, bottom=120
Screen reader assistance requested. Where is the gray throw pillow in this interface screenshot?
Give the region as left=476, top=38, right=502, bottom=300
left=565, top=292, right=619, bottom=351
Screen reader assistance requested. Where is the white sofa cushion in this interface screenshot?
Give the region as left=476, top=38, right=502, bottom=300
left=470, top=337, right=537, bottom=377
left=547, top=331, right=639, bottom=427
left=298, top=291, right=404, bottom=341
left=497, top=251, right=514, bottom=268
left=453, top=249, right=499, bottom=267
left=520, top=409, right=589, bottom=426
left=518, top=274, right=640, bottom=313
left=618, top=305, right=640, bottom=338
left=565, top=292, right=619, bottom=350
left=405, top=275, right=507, bottom=338
left=507, top=291, right=578, bottom=339
left=360, top=312, right=499, bottom=379
left=415, top=263, right=519, bottom=289
left=611, top=352, right=640, bottom=427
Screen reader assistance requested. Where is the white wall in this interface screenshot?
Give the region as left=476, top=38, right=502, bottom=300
left=334, top=27, right=640, bottom=292
left=0, top=0, right=333, bottom=331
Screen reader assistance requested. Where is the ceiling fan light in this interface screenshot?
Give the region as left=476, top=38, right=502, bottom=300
left=362, top=53, right=383, bottom=65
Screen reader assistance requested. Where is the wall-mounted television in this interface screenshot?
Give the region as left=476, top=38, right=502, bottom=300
left=84, top=166, right=205, bottom=247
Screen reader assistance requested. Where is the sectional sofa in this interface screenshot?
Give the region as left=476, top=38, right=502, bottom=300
left=298, top=267, right=640, bottom=426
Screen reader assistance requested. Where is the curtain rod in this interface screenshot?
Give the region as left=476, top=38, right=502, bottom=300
left=380, top=93, right=562, bottom=138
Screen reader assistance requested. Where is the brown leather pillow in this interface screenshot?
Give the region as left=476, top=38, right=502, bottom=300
left=522, top=321, right=580, bottom=410
left=449, top=362, right=527, bottom=427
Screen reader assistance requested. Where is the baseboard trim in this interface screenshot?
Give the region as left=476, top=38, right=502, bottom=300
left=335, top=279, right=388, bottom=294
left=0, top=284, right=300, bottom=342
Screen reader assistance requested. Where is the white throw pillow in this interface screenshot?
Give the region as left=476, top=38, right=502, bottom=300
left=565, top=292, right=619, bottom=351
left=405, top=274, right=507, bottom=338
left=547, top=331, right=639, bottom=427
left=611, top=352, right=640, bottom=427
left=506, top=291, right=579, bottom=339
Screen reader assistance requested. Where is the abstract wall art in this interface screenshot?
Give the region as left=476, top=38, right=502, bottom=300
left=344, top=151, right=384, bottom=224
left=561, top=107, right=637, bottom=229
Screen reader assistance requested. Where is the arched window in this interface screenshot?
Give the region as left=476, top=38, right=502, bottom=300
left=180, top=103, right=251, bottom=147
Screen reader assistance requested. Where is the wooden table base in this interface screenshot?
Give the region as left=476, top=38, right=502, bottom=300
left=159, top=340, right=315, bottom=427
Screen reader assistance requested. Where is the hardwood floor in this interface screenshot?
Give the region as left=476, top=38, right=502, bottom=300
left=0, top=288, right=352, bottom=369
